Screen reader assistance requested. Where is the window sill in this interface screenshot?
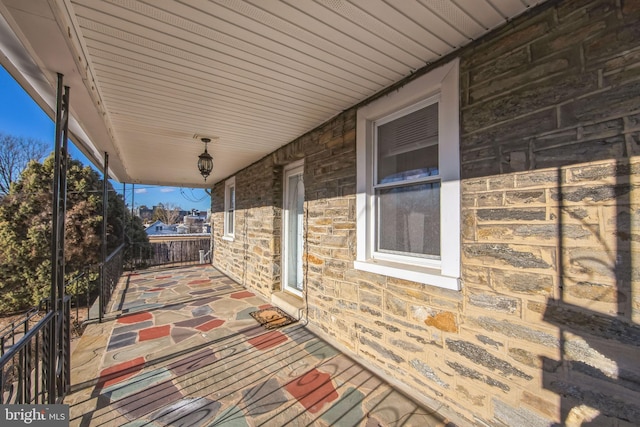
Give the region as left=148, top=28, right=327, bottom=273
left=222, top=235, right=234, bottom=242
left=354, top=259, right=460, bottom=290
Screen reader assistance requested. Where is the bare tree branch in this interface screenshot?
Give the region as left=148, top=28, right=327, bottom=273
left=0, top=133, right=48, bottom=195
left=152, top=202, right=181, bottom=225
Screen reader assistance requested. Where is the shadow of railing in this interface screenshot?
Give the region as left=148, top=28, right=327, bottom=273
left=541, top=159, right=639, bottom=425
left=69, top=265, right=448, bottom=426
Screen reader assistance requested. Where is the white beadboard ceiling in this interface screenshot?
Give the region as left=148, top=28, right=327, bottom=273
left=0, top=0, right=545, bottom=187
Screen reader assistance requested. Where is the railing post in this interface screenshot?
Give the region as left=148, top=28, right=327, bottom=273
left=49, top=73, right=70, bottom=403
left=100, top=152, right=109, bottom=323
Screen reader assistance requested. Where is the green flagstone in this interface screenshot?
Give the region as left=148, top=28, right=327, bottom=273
left=235, top=307, right=257, bottom=320
left=208, top=406, right=249, bottom=427
left=103, top=367, right=172, bottom=401
left=121, top=419, right=163, bottom=427
left=305, top=339, right=340, bottom=360
left=321, top=387, right=365, bottom=426
left=241, top=377, right=288, bottom=416
left=151, top=397, right=221, bottom=426
left=109, top=337, right=172, bottom=363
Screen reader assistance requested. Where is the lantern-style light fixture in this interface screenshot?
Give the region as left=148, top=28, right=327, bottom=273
left=198, top=137, right=213, bottom=181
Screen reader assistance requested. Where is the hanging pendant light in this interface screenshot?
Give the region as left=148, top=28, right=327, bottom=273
left=198, top=137, right=213, bottom=181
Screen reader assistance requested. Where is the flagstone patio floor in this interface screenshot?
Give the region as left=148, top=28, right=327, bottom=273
left=66, top=264, right=451, bottom=427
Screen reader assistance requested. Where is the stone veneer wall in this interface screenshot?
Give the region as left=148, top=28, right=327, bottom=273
left=212, top=0, right=640, bottom=425
left=211, top=158, right=282, bottom=298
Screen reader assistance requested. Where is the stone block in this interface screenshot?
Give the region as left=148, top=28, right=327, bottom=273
left=373, top=320, right=400, bottom=333
left=468, top=292, right=519, bottom=314
left=355, top=323, right=383, bottom=339
left=409, top=359, right=449, bottom=388
left=338, top=282, right=358, bottom=301
left=476, top=191, right=503, bottom=207
left=567, top=160, right=640, bottom=183
left=515, top=169, right=562, bottom=188
left=521, top=391, right=558, bottom=419
left=429, top=297, right=462, bottom=311
left=565, top=280, right=621, bottom=303
left=463, top=243, right=553, bottom=269
left=446, top=339, right=533, bottom=380
left=542, top=303, right=640, bottom=346
left=545, top=379, right=640, bottom=424
left=359, top=304, right=382, bottom=317
left=470, top=56, right=576, bottom=102
left=584, top=19, right=640, bottom=62
left=463, top=72, right=598, bottom=134
left=384, top=293, right=408, bottom=317
left=469, top=47, right=530, bottom=85
left=476, top=208, right=546, bottom=222
left=508, top=347, right=543, bottom=369
left=476, top=335, right=504, bottom=350
left=534, top=136, right=626, bottom=170
left=562, top=248, right=622, bottom=281
left=445, top=360, right=510, bottom=392
left=358, top=335, right=404, bottom=364
left=560, top=80, right=640, bottom=128
left=462, top=265, right=491, bottom=288
left=461, top=209, right=476, bottom=241
left=504, top=190, right=546, bottom=205
left=462, top=11, right=554, bottom=69
left=492, top=397, right=553, bottom=427
left=360, top=290, right=382, bottom=307
left=491, top=269, right=555, bottom=296
left=462, top=178, right=489, bottom=192
left=390, top=338, right=424, bottom=355
left=478, top=223, right=595, bottom=243
left=425, top=311, right=458, bottom=333
left=531, top=19, right=606, bottom=60
left=386, top=284, right=430, bottom=304
left=468, top=316, right=559, bottom=348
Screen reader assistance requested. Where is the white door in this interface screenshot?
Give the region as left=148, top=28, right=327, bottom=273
left=282, top=162, right=304, bottom=296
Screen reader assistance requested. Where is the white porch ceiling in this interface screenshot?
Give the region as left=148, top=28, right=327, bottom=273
left=0, top=0, right=544, bottom=187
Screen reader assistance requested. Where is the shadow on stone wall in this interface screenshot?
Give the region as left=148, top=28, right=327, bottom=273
left=543, top=160, right=639, bottom=425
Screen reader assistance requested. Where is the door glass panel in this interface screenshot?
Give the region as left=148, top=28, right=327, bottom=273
left=284, top=166, right=304, bottom=294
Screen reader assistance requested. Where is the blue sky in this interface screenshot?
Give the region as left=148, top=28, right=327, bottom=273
left=0, top=66, right=211, bottom=211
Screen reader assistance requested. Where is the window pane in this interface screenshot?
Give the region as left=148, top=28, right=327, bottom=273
left=286, top=174, right=304, bottom=291
left=377, top=103, right=438, bottom=184
left=227, top=209, right=234, bottom=234
left=377, top=181, right=440, bottom=257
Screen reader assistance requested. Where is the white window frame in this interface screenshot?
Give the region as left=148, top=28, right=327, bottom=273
left=223, top=176, right=235, bottom=241
left=355, top=58, right=460, bottom=290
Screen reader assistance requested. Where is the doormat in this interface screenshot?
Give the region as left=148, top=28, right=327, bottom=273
left=250, top=307, right=297, bottom=330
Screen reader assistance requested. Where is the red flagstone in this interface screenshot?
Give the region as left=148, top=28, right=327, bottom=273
left=139, top=325, right=171, bottom=341
left=188, top=279, right=211, bottom=285
left=98, top=357, right=145, bottom=388
left=259, top=304, right=273, bottom=309
left=146, top=287, right=164, bottom=292
left=285, top=368, right=339, bottom=413
left=248, top=331, right=288, bottom=350
left=156, top=275, right=172, bottom=279
left=230, top=291, right=255, bottom=299
left=195, top=319, right=225, bottom=332
left=117, top=312, right=152, bottom=324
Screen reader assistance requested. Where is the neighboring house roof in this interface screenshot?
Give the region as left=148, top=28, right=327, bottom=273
left=145, top=220, right=179, bottom=236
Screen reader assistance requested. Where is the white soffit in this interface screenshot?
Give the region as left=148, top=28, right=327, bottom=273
left=0, top=0, right=545, bottom=187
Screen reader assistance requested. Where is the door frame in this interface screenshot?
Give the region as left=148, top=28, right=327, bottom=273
left=281, top=160, right=304, bottom=297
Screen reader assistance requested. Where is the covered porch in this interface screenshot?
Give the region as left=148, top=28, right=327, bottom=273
left=67, top=264, right=449, bottom=426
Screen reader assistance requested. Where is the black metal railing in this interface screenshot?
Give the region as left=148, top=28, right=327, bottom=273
left=99, top=244, right=125, bottom=322
left=126, top=238, right=210, bottom=270
left=0, top=297, right=71, bottom=404
left=64, top=268, right=99, bottom=333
